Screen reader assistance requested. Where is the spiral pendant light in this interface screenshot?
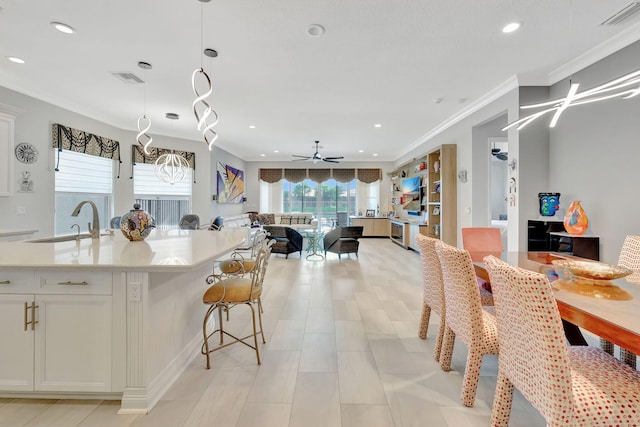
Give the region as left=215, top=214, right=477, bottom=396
left=191, top=0, right=219, bottom=151
left=136, top=61, right=153, bottom=154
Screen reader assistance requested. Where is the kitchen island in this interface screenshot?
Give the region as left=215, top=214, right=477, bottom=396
left=0, top=229, right=245, bottom=414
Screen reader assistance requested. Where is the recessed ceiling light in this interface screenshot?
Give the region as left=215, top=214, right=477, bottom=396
left=51, top=22, right=76, bottom=34
left=373, top=123, right=382, bottom=128
left=372, top=153, right=378, bottom=157
left=274, top=150, right=279, bottom=153
left=307, top=24, right=325, bottom=37
left=502, top=21, right=521, bottom=33
left=249, top=125, right=256, bottom=129
left=7, top=56, right=25, bottom=64
left=260, top=153, right=266, bottom=157
left=165, top=113, right=180, bottom=120
left=358, top=150, right=364, bottom=153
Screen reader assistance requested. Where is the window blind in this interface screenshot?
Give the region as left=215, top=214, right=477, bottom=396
left=55, top=150, right=113, bottom=194
left=133, top=163, right=192, bottom=196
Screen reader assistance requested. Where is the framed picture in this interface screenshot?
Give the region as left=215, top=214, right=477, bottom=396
left=365, top=209, right=375, bottom=217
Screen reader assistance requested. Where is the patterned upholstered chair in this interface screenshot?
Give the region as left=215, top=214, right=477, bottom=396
left=461, top=227, right=503, bottom=306
left=323, top=226, right=364, bottom=259
left=415, top=234, right=446, bottom=361
left=603, top=235, right=640, bottom=367
left=201, top=247, right=271, bottom=368
left=263, top=225, right=303, bottom=259
left=484, top=255, right=640, bottom=427
left=179, top=214, right=200, bottom=230
left=434, top=240, right=499, bottom=407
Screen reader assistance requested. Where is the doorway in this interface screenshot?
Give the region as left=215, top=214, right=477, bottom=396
left=488, top=137, right=508, bottom=249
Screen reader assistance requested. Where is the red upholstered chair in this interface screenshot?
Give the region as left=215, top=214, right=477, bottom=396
left=461, top=227, right=503, bottom=305
left=484, top=255, right=640, bottom=427
left=434, top=240, right=499, bottom=407
left=414, top=234, right=446, bottom=361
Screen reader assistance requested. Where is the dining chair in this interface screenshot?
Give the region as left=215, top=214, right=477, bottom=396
left=602, top=235, right=640, bottom=367
left=201, top=247, right=271, bottom=368
left=461, top=227, right=503, bottom=306
left=179, top=214, right=200, bottom=230
left=434, top=240, right=499, bottom=407
left=415, top=234, right=446, bottom=361
left=484, top=255, right=640, bottom=427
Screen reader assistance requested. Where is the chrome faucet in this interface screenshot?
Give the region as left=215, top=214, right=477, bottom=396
left=71, top=200, right=100, bottom=239
left=70, top=223, right=81, bottom=240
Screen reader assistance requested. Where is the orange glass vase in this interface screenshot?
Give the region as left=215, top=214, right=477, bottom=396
left=563, top=201, right=589, bottom=235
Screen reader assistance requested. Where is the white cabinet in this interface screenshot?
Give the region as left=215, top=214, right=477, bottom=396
left=408, top=223, right=429, bottom=253
left=0, top=111, right=15, bottom=197
left=0, top=270, right=112, bottom=392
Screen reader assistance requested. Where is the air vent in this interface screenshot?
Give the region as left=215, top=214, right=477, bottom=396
left=601, top=2, right=640, bottom=25
left=111, top=72, right=145, bottom=84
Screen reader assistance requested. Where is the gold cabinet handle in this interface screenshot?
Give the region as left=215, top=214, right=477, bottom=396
left=57, top=281, right=88, bottom=286
left=24, top=302, right=28, bottom=331
left=31, top=303, right=38, bottom=331
left=0, top=280, right=10, bottom=284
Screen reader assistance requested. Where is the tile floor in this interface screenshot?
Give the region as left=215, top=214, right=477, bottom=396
left=2, top=237, right=592, bottom=426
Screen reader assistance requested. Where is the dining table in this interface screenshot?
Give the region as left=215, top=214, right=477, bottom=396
left=474, top=251, right=640, bottom=356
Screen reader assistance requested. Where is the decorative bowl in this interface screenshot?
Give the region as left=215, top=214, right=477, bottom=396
left=551, top=259, right=632, bottom=282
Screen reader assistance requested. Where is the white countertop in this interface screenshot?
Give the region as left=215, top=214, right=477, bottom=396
left=0, top=229, right=246, bottom=271
left=0, top=228, right=38, bottom=237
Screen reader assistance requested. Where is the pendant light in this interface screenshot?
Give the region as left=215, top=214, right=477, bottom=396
left=502, top=0, right=640, bottom=132
left=136, top=61, right=153, bottom=154
left=154, top=113, right=189, bottom=185
left=191, top=0, right=219, bottom=150
left=155, top=152, right=189, bottom=185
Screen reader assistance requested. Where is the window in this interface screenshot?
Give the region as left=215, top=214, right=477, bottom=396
left=54, top=150, right=113, bottom=236
left=133, top=163, right=192, bottom=230
left=267, top=178, right=374, bottom=228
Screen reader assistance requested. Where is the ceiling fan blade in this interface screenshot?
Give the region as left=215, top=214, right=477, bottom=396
left=323, top=159, right=340, bottom=163
left=292, top=158, right=310, bottom=162
left=292, top=155, right=311, bottom=159
left=323, top=156, right=344, bottom=160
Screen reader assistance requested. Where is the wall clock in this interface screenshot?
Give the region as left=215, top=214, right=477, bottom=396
left=15, top=142, right=38, bottom=164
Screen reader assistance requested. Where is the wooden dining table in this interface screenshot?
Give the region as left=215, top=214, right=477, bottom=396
left=474, top=252, right=640, bottom=356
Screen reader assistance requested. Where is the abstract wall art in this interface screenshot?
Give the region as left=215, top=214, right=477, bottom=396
left=216, top=162, right=245, bottom=203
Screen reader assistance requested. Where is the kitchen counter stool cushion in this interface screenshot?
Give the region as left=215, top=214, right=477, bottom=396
left=484, top=256, right=640, bottom=427
left=435, top=240, right=499, bottom=407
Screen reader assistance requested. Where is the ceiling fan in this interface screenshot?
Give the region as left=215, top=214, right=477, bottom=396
left=292, top=141, right=344, bottom=163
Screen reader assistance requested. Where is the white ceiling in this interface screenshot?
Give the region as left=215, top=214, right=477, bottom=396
left=1, top=0, right=640, bottom=162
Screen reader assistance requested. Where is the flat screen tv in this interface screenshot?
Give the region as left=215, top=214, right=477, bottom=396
left=401, top=176, right=421, bottom=213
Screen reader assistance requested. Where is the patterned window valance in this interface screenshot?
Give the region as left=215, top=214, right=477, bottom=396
left=356, top=168, right=382, bottom=184
left=52, top=123, right=121, bottom=177
left=332, top=168, right=356, bottom=183
left=284, top=168, right=308, bottom=183
left=258, top=168, right=284, bottom=183
left=308, top=168, right=332, bottom=183
left=130, top=145, right=196, bottom=183
left=259, top=168, right=381, bottom=184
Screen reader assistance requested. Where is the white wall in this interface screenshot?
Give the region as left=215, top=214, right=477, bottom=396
left=0, top=86, right=242, bottom=236
left=549, top=40, right=640, bottom=263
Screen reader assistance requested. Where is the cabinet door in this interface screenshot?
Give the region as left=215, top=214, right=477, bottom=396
left=0, top=295, right=34, bottom=390
left=34, top=294, right=112, bottom=392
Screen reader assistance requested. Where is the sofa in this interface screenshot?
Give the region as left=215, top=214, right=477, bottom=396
left=323, top=226, right=364, bottom=259
left=248, top=212, right=317, bottom=231
left=262, top=225, right=303, bottom=259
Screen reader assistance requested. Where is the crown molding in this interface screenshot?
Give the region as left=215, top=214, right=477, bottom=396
left=396, top=75, right=520, bottom=160
left=548, top=21, right=640, bottom=85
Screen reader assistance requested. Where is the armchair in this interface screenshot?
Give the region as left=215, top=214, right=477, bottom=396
left=323, top=226, right=363, bottom=259
left=263, top=225, right=303, bottom=259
